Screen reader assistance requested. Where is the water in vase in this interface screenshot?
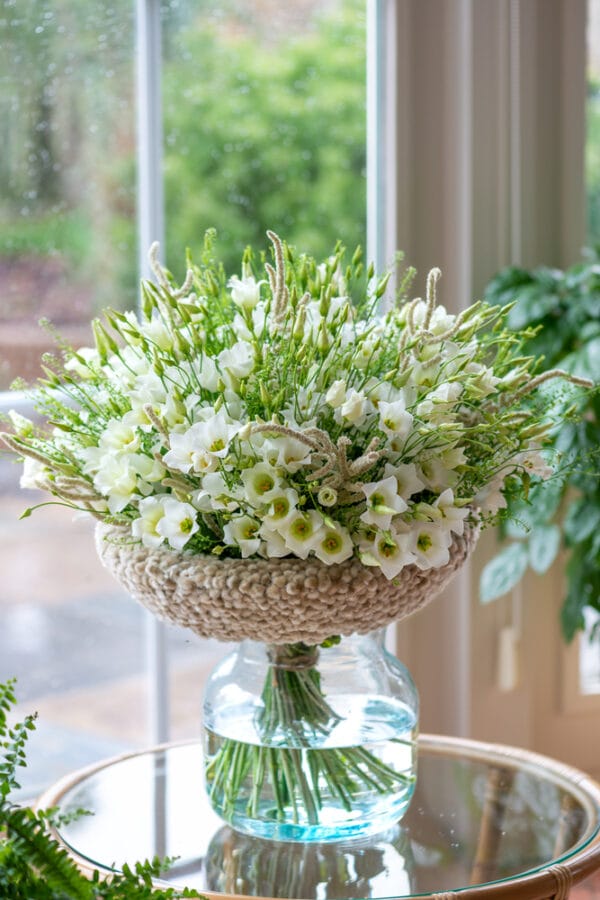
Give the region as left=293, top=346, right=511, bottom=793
left=204, top=693, right=417, bottom=842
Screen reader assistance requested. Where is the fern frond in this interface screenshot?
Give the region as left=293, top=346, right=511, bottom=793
left=2, top=805, right=94, bottom=899
left=0, top=710, right=37, bottom=800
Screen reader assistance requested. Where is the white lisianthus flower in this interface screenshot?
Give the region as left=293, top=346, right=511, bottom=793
left=433, top=488, right=470, bottom=536
left=141, top=317, right=174, bottom=351
left=262, top=435, right=311, bottom=473
left=163, top=411, right=240, bottom=474
left=360, top=475, right=408, bottom=530
left=64, top=347, right=100, bottom=379
left=164, top=363, right=193, bottom=393
left=19, top=456, right=49, bottom=490
left=197, top=355, right=220, bottom=392
left=340, top=389, right=368, bottom=426
left=378, top=399, right=413, bottom=440
left=131, top=454, right=166, bottom=494
left=122, top=406, right=156, bottom=433
left=410, top=356, right=442, bottom=388
left=263, top=488, right=299, bottom=528
left=193, top=472, right=241, bottom=512
left=218, top=340, right=254, bottom=380
left=164, top=429, right=217, bottom=475
left=231, top=311, right=252, bottom=342
left=361, top=529, right=416, bottom=580
left=99, top=420, right=140, bottom=454
left=160, top=394, right=187, bottom=429
left=409, top=522, right=452, bottom=570
left=313, top=523, right=354, bottom=565
left=78, top=445, right=103, bottom=476
left=258, top=523, right=290, bottom=558
left=353, top=335, right=381, bottom=371
left=412, top=500, right=443, bottom=523
left=132, top=495, right=167, bottom=549
left=419, top=454, right=460, bottom=491
left=129, top=372, right=167, bottom=408
left=428, top=304, right=456, bottom=334
left=232, top=302, right=268, bottom=341
left=155, top=497, right=199, bottom=550
left=464, top=362, right=500, bottom=398
left=441, top=446, right=468, bottom=469
left=416, top=381, right=463, bottom=419
left=280, top=510, right=324, bottom=559
left=228, top=274, right=263, bottom=309
left=301, top=301, right=323, bottom=342
left=222, top=390, right=246, bottom=422
left=365, top=377, right=414, bottom=408
left=241, top=462, right=282, bottom=507
left=383, top=462, right=426, bottom=500
left=93, top=455, right=138, bottom=513
left=223, top=515, right=261, bottom=557
left=105, top=346, right=151, bottom=385
left=325, top=380, right=347, bottom=409
left=402, top=299, right=455, bottom=335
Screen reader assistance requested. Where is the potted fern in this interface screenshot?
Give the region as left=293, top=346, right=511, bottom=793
left=0, top=679, right=208, bottom=899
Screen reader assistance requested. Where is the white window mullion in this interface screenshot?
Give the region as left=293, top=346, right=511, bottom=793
left=367, top=0, right=399, bottom=654
left=135, top=0, right=170, bottom=747
left=367, top=0, right=398, bottom=278
left=136, top=0, right=165, bottom=279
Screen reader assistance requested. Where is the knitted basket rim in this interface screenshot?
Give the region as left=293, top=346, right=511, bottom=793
left=96, top=522, right=479, bottom=645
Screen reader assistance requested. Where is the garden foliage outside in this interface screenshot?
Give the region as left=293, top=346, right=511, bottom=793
left=0, top=0, right=366, bottom=357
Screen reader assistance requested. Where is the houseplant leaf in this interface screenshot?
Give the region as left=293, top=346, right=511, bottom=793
left=480, top=543, right=529, bottom=603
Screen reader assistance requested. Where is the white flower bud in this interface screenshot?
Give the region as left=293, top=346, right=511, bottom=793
left=326, top=379, right=346, bottom=409
left=317, top=486, right=338, bottom=508
left=228, top=275, right=262, bottom=309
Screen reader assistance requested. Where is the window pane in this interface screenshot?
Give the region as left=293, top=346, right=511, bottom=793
left=1, top=0, right=367, bottom=799
left=0, top=0, right=141, bottom=797
left=161, top=0, right=367, bottom=275
left=0, top=0, right=138, bottom=390
left=587, top=0, right=600, bottom=244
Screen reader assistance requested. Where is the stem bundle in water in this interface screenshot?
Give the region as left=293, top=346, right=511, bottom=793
left=204, top=641, right=414, bottom=835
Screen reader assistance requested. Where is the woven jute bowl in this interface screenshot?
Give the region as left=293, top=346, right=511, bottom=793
left=96, top=522, right=479, bottom=645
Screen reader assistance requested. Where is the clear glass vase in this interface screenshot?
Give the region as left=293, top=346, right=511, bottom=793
left=202, top=630, right=419, bottom=842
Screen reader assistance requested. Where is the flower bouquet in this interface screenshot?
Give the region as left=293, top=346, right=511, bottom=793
left=1, top=230, right=590, bottom=841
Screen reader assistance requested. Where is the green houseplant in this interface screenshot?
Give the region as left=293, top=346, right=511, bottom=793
left=480, top=256, right=600, bottom=640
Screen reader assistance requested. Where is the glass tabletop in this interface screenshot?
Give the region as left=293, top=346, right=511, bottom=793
left=51, top=737, right=600, bottom=898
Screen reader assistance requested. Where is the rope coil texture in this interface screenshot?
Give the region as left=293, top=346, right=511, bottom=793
left=547, top=864, right=573, bottom=900
left=96, top=522, right=479, bottom=644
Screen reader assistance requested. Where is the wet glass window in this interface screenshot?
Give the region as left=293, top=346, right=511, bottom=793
left=0, top=0, right=366, bottom=798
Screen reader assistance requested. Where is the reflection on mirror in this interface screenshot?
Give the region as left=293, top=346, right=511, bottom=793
left=53, top=741, right=596, bottom=898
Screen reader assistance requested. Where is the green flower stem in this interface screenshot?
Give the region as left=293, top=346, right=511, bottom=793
left=205, top=641, right=414, bottom=827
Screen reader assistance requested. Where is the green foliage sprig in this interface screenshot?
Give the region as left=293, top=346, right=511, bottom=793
left=0, top=680, right=206, bottom=899
left=480, top=257, right=600, bottom=640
